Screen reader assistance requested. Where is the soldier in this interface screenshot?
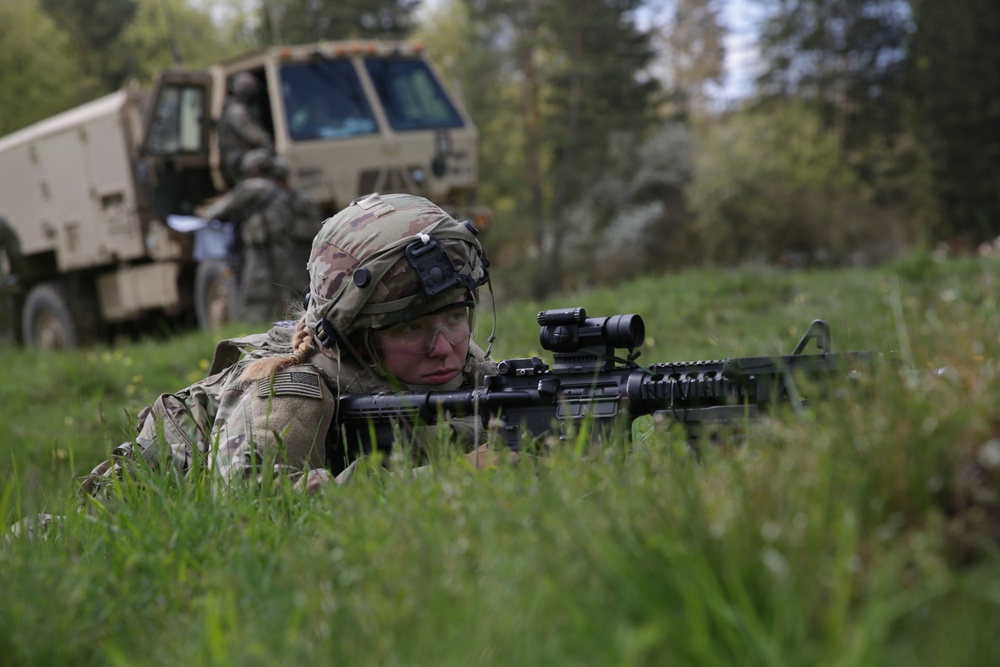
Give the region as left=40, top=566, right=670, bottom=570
left=0, top=211, right=26, bottom=345
left=201, top=149, right=299, bottom=324
left=79, top=192, right=499, bottom=499
left=217, top=72, right=273, bottom=187
left=269, top=155, right=323, bottom=301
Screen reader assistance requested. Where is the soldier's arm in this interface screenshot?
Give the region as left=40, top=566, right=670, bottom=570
left=78, top=364, right=233, bottom=499
left=209, top=363, right=335, bottom=487
left=230, top=104, right=273, bottom=150
left=203, top=181, right=269, bottom=221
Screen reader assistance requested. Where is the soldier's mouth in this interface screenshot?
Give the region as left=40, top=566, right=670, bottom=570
left=424, top=368, right=459, bottom=384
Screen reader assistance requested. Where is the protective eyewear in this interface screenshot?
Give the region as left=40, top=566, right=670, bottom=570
left=372, top=303, right=473, bottom=354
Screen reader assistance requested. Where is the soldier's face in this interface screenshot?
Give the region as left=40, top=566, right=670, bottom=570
left=373, top=304, right=472, bottom=385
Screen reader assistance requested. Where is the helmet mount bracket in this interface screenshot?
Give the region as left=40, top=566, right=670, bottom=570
left=406, top=236, right=473, bottom=297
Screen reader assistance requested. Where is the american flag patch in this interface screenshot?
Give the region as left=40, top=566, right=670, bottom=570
left=257, top=369, right=324, bottom=399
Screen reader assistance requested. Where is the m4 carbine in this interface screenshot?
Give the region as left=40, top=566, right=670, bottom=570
left=328, top=307, right=875, bottom=470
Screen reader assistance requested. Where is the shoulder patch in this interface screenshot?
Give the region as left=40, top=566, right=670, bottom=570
left=257, top=369, right=324, bottom=399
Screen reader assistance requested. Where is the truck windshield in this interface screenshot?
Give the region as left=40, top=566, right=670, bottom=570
left=364, top=58, right=464, bottom=131
left=280, top=61, right=378, bottom=141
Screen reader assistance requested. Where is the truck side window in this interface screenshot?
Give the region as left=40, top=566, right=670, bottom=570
left=281, top=61, right=378, bottom=141
left=148, top=86, right=205, bottom=154
left=364, top=58, right=464, bottom=131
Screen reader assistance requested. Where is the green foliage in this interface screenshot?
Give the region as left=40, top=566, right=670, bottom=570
left=907, top=0, right=1000, bottom=245
left=688, top=102, right=916, bottom=266
left=0, top=0, right=255, bottom=135
left=554, top=121, right=696, bottom=290
left=258, top=0, right=421, bottom=43
left=447, top=0, right=663, bottom=296
left=39, top=0, right=139, bottom=96
left=753, top=0, right=913, bottom=151
left=119, top=0, right=248, bottom=77
left=4, top=259, right=1000, bottom=663
left=0, top=0, right=79, bottom=135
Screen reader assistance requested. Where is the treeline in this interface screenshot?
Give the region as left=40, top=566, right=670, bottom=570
left=1, top=0, right=997, bottom=297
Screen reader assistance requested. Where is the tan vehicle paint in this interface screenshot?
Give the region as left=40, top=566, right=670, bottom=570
left=0, top=41, right=485, bottom=347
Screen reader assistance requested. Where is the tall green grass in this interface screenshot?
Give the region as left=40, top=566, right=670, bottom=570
left=2, top=257, right=999, bottom=665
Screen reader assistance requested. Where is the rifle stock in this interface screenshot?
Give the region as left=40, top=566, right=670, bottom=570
left=327, top=309, right=876, bottom=471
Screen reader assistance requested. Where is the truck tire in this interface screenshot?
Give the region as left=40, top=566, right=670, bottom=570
left=21, top=283, right=81, bottom=349
left=195, top=260, right=238, bottom=331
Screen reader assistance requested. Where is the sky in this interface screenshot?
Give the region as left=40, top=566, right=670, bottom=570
left=716, top=0, right=765, bottom=101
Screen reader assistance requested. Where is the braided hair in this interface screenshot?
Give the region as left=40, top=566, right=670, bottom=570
left=238, top=316, right=319, bottom=382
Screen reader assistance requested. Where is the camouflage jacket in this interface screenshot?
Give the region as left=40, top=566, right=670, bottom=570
left=80, top=324, right=497, bottom=497
left=202, top=177, right=292, bottom=249
left=217, top=97, right=273, bottom=178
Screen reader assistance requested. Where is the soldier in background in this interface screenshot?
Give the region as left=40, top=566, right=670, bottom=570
left=0, top=211, right=26, bottom=346
left=217, top=72, right=273, bottom=188
left=201, top=149, right=299, bottom=324
left=269, top=155, right=323, bottom=299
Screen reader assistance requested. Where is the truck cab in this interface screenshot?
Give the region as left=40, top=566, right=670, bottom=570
left=141, top=41, right=482, bottom=221
left=0, top=40, right=485, bottom=347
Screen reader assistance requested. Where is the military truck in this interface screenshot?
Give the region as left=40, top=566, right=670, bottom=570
left=0, top=40, right=484, bottom=348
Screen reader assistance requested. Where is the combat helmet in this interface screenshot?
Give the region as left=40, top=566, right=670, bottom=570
left=240, top=148, right=272, bottom=177
left=270, top=155, right=292, bottom=181
left=230, top=72, right=260, bottom=102
left=305, top=193, right=490, bottom=351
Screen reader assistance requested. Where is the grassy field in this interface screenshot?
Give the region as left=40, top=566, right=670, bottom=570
left=2, top=252, right=1000, bottom=665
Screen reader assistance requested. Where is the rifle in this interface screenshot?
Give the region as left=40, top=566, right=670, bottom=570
left=327, top=308, right=877, bottom=470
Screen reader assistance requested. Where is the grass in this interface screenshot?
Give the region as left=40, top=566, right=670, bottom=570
left=2, top=254, right=999, bottom=665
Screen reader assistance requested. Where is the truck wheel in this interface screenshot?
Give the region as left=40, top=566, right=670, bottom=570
left=21, top=283, right=80, bottom=349
left=195, top=260, right=238, bottom=331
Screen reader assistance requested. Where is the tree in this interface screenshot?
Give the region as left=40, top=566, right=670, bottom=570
left=653, top=0, right=727, bottom=118
left=120, top=0, right=244, bottom=77
left=688, top=103, right=913, bottom=265
left=753, top=0, right=913, bottom=140
left=0, top=0, right=80, bottom=135
left=39, top=0, right=140, bottom=98
left=456, top=0, right=662, bottom=297
left=257, top=0, right=422, bottom=44
left=908, top=0, right=1000, bottom=245
left=750, top=0, right=919, bottom=225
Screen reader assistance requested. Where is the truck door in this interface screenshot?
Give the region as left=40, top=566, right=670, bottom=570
left=136, top=71, right=217, bottom=221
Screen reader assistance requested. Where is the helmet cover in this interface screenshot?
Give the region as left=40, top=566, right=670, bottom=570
left=240, top=148, right=272, bottom=177
left=270, top=155, right=292, bottom=180
left=306, top=193, right=488, bottom=346
left=231, top=72, right=259, bottom=101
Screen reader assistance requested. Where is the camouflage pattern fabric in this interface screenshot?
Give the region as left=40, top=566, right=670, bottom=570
left=78, top=324, right=498, bottom=500
left=306, top=193, right=488, bottom=339
left=0, top=212, right=25, bottom=344
left=217, top=96, right=273, bottom=186
left=286, top=188, right=324, bottom=302
left=203, top=177, right=312, bottom=324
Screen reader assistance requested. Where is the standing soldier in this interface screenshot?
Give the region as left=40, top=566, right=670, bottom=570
left=201, top=149, right=296, bottom=324
left=217, top=72, right=273, bottom=187
left=0, top=211, right=26, bottom=345
left=269, top=156, right=323, bottom=300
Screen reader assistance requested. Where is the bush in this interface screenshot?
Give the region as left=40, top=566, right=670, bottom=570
left=688, top=102, right=916, bottom=267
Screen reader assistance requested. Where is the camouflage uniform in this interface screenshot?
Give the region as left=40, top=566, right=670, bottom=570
left=0, top=212, right=25, bottom=345
left=79, top=323, right=496, bottom=497
left=273, top=155, right=324, bottom=299
left=217, top=89, right=273, bottom=186
left=202, top=176, right=301, bottom=324
left=80, top=193, right=496, bottom=499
